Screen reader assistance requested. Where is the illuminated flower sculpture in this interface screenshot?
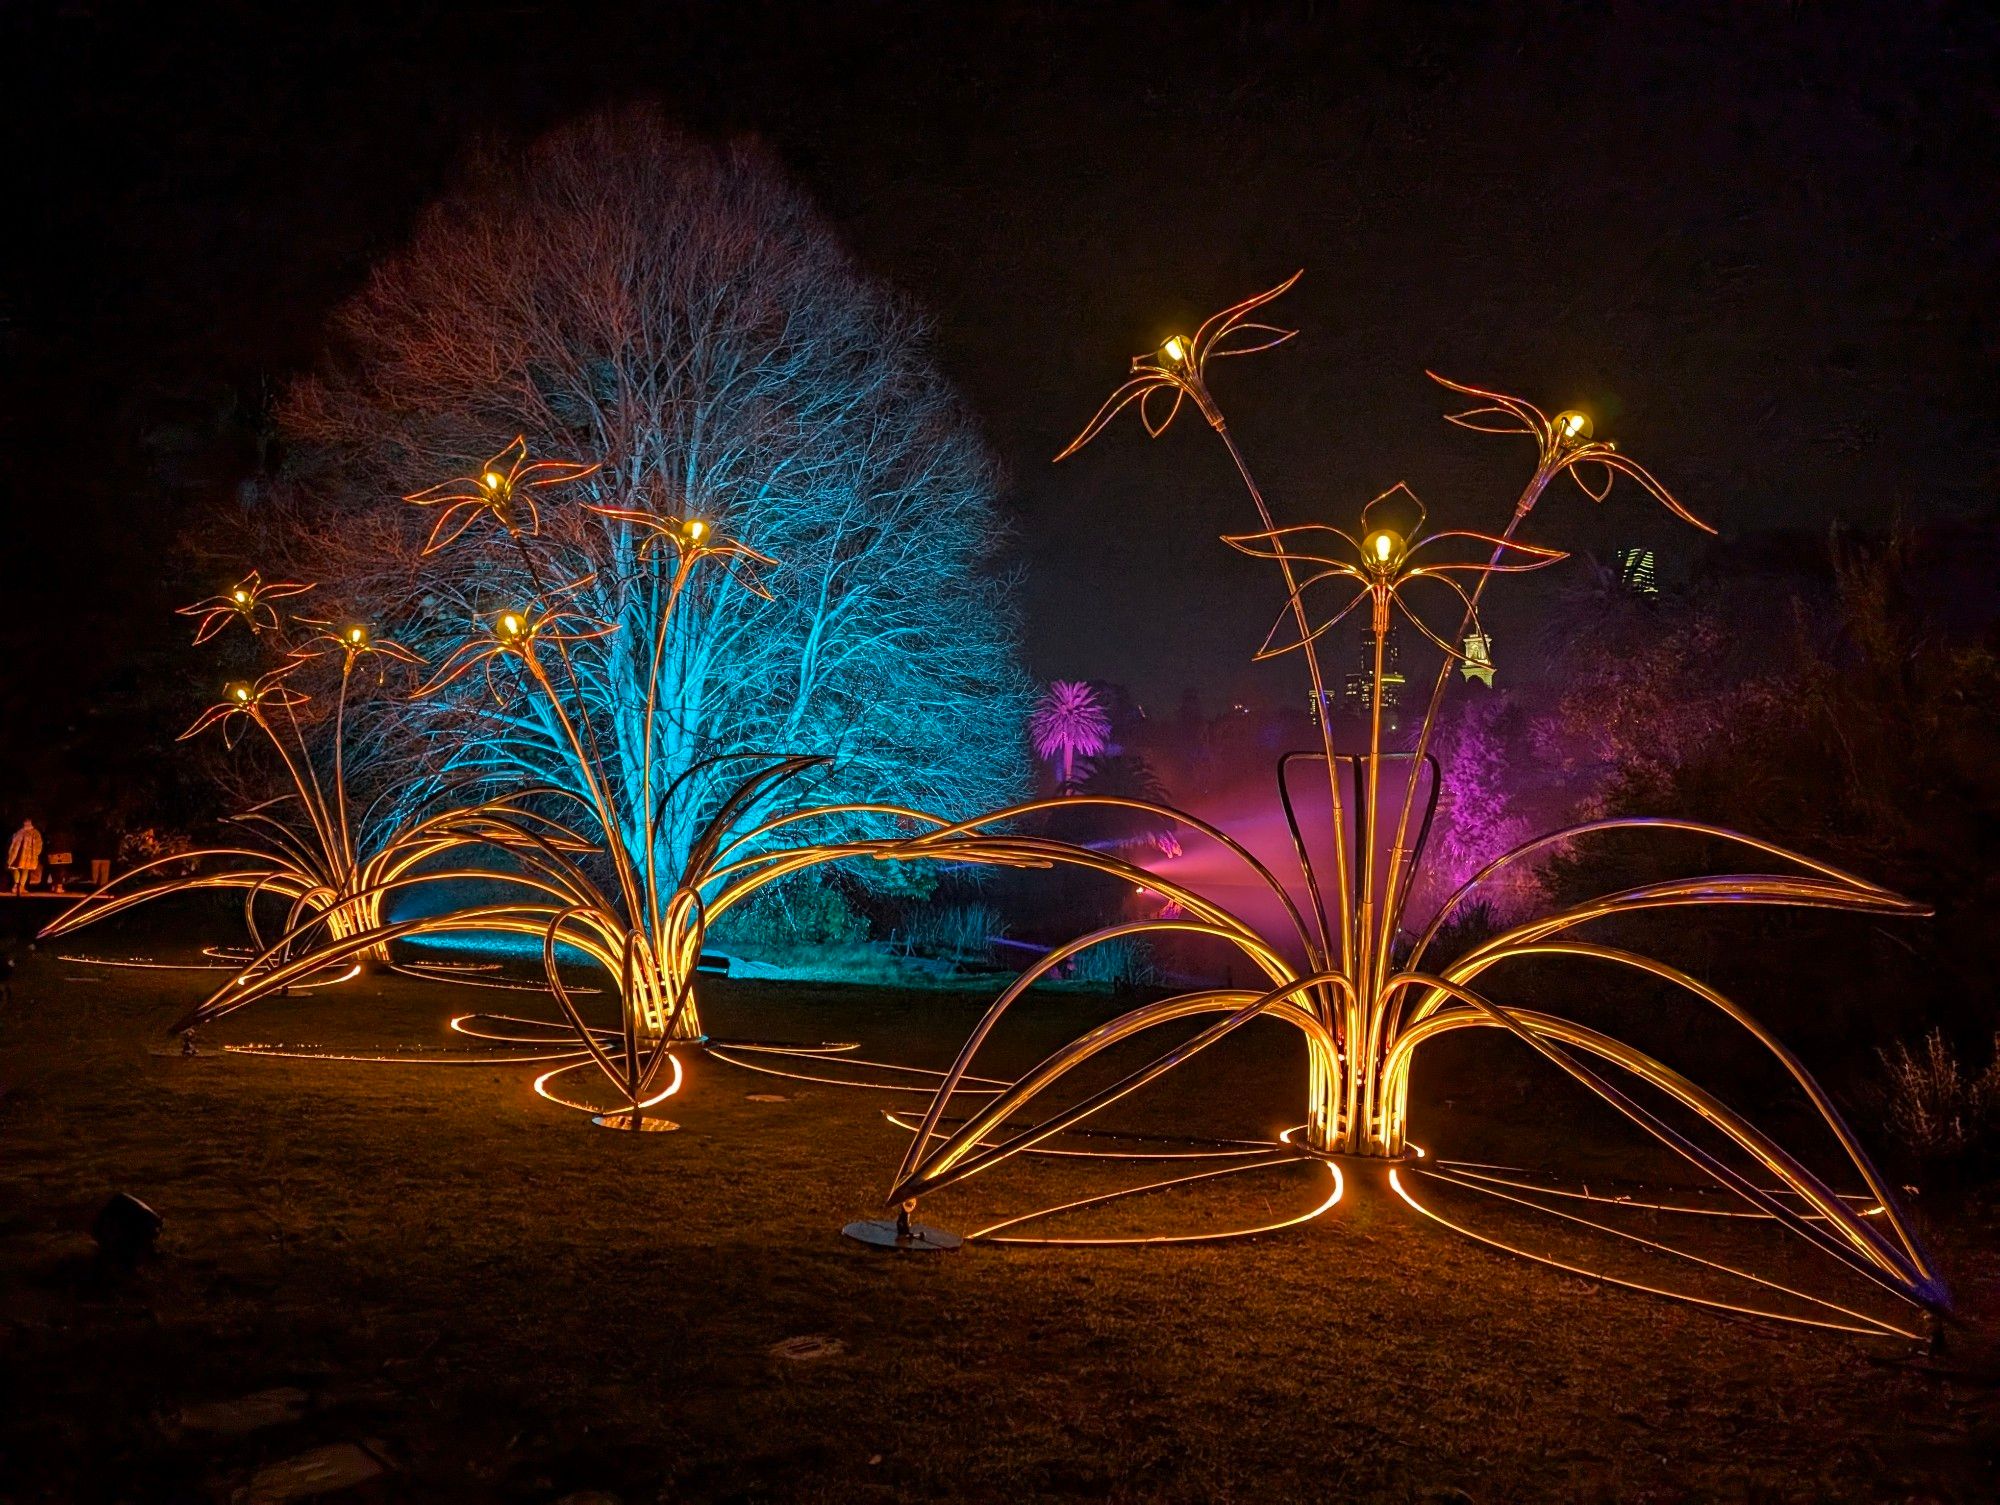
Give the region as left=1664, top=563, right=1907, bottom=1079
left=160, top=455, right=1014, bottom=1130
left=177, top=570, right=313, bottom=643
left=877, top=275, right=1945, bottom=1339
left=42, top=580, right=569, bottom=975
left=1222, top=482, right=1568, bottom=664
left=405, top=435, right=600, bottom=554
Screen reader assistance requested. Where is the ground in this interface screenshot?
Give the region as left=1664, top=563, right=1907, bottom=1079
left=3, top=918, right=1999, bottom=1502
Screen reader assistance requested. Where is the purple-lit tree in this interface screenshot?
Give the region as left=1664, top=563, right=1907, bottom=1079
left=1422, top=694, right=1533, bottom=916
left=1029, top=680, right=1111, bottom=790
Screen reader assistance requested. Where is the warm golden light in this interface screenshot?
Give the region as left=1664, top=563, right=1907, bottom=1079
left=1161, top=335, right=1189, bottom=365
left=232, top=589, right=248, bottom=604
left=483, top=470, right=506, bottom=491
left=877, top=276, right=1940, bottom=1335
left=347, top=626, right=367, bottom=645
left=108, top=386, right=1931, bottom=1336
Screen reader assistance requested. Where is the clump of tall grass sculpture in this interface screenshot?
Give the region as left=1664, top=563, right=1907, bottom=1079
left=871, top=276, right=1943, bottom=1339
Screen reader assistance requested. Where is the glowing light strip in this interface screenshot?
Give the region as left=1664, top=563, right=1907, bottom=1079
left=883, top=1110, right=1282, bottom=1162
left=1415, top=1165, right=1909, bottom=1332
left=448, top=1013, right=594, bottom=1045
left=971, top=1157, right=1342, bottom=1246
left=1389, top=1169, right=1918, bottom=1340
left=452, top=1009, right=617, bottom=1037
left=391, top=962, right=602, bottom=995
left=58, top=954, right=238, bottom=971
left=706, top=1047, right=1006, bottom=1096
left=710, top=1042, right=1006, bottom=1082
left=290, top=964, right=363, bottom=990
left=1435, top=1163, right=1884, bottom=1221
left=226, top=1043, right=586, bottom=1065
left=533, top=1053, right=683, bottom=1113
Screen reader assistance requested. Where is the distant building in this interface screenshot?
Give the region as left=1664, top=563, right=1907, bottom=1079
left=1341, top=626, right=1403, bottom=730
left=1613, top=546, right=1659, bottom=596
left=1459, top=632, right=1495, bottom=687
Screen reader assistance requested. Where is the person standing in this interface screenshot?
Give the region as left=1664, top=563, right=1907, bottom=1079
left=8, top=819, right=43, bottom=895
left=46, top=825, right=75, bottom=893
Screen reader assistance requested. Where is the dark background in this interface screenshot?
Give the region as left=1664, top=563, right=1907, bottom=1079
left=6, top=0, right=1997, bottom=826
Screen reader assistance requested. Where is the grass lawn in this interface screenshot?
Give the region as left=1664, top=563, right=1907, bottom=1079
left=3, top=922, right=1998, bottom=1502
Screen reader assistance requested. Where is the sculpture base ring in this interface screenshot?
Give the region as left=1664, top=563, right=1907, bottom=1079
left=590, top=1113, right=680, bottom=1132
left=841, top=1219, right=963, bottom=1252
left=1275, top=1125, right=1423, bottom=1164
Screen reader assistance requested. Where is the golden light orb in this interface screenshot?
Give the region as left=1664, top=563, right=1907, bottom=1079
left=482, top=470, right=507, bottom=491
left=1364, top=528, right=1403, bottom=567
left=227, top=681, right=254, bottom=703
left=232, top=589, right=249, bottom=604
left=685, top=519, right=708, bottom=542
left=346, top=625, right=367, bottom=646
left=499, top=612, right=524, bottom=638
left=1161, top=335, right=1189, bottom=365
left=1556, top=410, right=1593, bottom=441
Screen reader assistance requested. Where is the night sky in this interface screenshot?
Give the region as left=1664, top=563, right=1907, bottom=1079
left=9, top=2, right=1997, bottom=805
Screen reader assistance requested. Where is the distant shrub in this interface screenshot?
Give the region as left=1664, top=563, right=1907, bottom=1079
left=1414, top=897, right=1500, bottom=969
left=901, top=902, right=1007, bottom=963
left=1065, top=937, right=1157, bottom=990
left=116, top=827, right=192, bottom=869
left=713, top=876, right=866, bottom=951
left=1875, top=1029, right=2000, bottom=1170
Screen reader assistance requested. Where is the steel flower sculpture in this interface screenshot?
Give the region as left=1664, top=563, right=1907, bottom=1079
left=166, top=450, right=1021, bottom=1130
left=41, top=579, right=537, bottom=974
left=1221, top=482, right=1568, bottom=663
left=404, top=434, right=601, bottom=555
left=177, top=569, right=313, bottom=643
left=878, top=274, right=1944, bottom=1340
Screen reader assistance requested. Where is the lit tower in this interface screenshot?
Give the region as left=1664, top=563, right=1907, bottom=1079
left=1613, top=546, right=1658, bottom=596
left=1459, top=632, right=1495, bottom=687
left=1341, top=625, right=1404, bottom=729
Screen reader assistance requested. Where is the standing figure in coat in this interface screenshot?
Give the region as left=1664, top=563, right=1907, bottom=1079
left=8, top=819, right=44, bottom=895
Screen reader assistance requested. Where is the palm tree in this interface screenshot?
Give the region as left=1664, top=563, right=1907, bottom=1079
left=1029, top=680, right=1111, bottom=790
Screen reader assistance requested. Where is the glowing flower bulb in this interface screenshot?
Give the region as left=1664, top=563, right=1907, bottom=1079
left=1161, top=335, right=1189, bottom=365
left=232, top=589, right=249, bottom=605
left=1363, top=528, right=1403, bottom=569
left=1556, top=410, right=1593, bottom=441
left=687, top=519, right=708, bottom=542
left=346, top=625, right=368, bottom=647
left=499, top=611, right=524, bottom=639
left=228, top=681, right=253, bottom=703
left=483, top=471, right=507, bottom=492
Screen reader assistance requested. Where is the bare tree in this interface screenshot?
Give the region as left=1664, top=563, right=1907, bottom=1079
left=262, top=107, right=1029, bottom=882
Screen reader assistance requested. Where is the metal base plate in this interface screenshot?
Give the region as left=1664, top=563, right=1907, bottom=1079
left=842, top=1219, right=963, bottom=1252
left=590, top=1114, right=680, bottom=1132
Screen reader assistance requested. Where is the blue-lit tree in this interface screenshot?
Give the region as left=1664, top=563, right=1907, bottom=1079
left=264, top=107, right=1029, bottom=907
